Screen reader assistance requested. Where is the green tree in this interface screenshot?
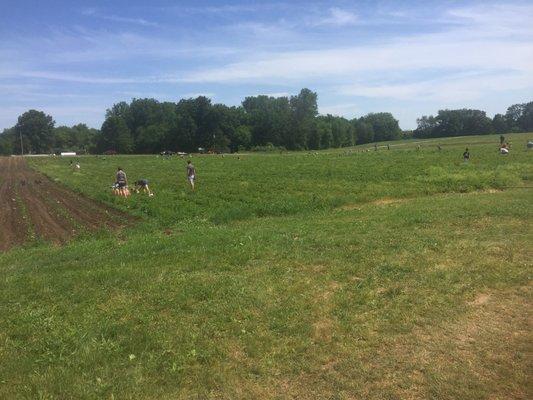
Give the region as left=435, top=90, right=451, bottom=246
left=353, top=119, right=374, bottom=144
left=242, top=95, right=289, bottom=147
left=136, top=124, right=168, bottom=154
left=165, top=101, right=197, bottom=152
left=15, top=110, right=55, bottom=153
left=290, top=88, right=318, bottom=150
left=106, top=102, right=130, bottom=120
left=505, top=103, right=524, bottom=132
left=307, top=124, right=321, bottom=150
left=52, top=124, right=99, bottom=154
left=519, top=102, right=533, bottom=131
left=362, top=112, right=400, bottom=142
left=415, top=109, right=493, bottom=138
left=316, top=119, right=332, bottom=149
left=232, top=125, right=252, bottom=150
left=492, top=114, right=508, bottom=134
left=414, top=115, right=437, bottom=138
left=99, top=116, right=133, bottom=154
left=0, top=128, right=15, bottom=155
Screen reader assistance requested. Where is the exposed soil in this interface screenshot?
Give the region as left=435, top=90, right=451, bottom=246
left=0, top=157, right=133, bottom=252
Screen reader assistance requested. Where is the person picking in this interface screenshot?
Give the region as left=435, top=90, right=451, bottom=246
left=115, top=167, right=130, bottom=197
left=134, top=179, right=153, bottom=196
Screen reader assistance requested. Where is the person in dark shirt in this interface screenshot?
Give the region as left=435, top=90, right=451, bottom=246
left=186, top=161, right=196, bottom=191
left=463, top=148, right=470, bottom=162
left=134, top=179, right=152, bottom=195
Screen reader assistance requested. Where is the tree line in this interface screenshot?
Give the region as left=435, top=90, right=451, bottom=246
left=0, top=89, right=401, bottom=155
left=1, top=89, right=531, bottom=155
left=413, top=101, right=533, bottom=139
left=94, top=88, right=402, bottom=154
left=0, top=115, right=99, bottom=156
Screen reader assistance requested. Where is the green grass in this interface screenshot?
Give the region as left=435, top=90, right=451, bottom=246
left=1, top=133, right=532, bottom=399
left=31, top=133, right=532, bottom=227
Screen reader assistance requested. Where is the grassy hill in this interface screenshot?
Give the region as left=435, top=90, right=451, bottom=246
left=1, top=133, right=532, bottom=399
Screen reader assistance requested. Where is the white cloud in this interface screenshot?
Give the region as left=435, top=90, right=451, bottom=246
left=0, top=27, right=240, bottom=66
left=175, top=2, right=533, bottom=108
left=179, top=39, right=532, bottom=83
left=81, top=8, right=96, bottom=16
left=81, top=7, right=159, bottom=27
left=1, top=2, right=532, bottom=130
left=101, top=15, right=159, bottom=27
left=9, top=71, right=144, bottom=84
left=312, top=8, right=358, bottom=26
left=338, top=71, right=533, bottom=103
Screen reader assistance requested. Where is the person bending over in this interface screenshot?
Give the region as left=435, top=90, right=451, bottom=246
left=134, top=179, right=153, bottom=195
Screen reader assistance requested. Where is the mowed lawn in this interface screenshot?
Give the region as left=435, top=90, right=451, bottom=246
left=1, top=133, right=532, bottom=399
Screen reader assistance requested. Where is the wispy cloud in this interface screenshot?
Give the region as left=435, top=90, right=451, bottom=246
left=178, top=39, right=532, bottom=83
left=7, top=71, right=145, bottom=84
left=0, top=27, right=240, bottom=65
left=176, top=3, right=533, bottom=104
left=312, top=8, right=358, bottom=26
left=338, top=70, right=533, bottom=103
left=179, top=3, right=291, bottom=15
left=1, top=1, right=532, bottom=130
left=81, top=7, right=159, bottom=27
left=101, top=15, right=159, bottom=27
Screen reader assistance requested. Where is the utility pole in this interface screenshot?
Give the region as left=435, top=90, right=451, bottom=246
left=19, top=132, right=24, bottom=156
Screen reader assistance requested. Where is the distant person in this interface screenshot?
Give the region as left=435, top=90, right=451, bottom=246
left=186, top=160, right=196, bottom=191
left=374, top=143, right=378, bottom=151
left=387, top=144, right=390, bottom=150
left=463, top=148, right=470, bottom=162
left=500, top=143, right=509, bottom=155
left=115, top=167, right=129, bottom=197
left=134, top=179, right=153, bottom=196
left=437, top=145, right=442, bottom=151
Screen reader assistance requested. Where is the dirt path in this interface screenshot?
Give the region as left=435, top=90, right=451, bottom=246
left=0, top=157, right=132, bottom=252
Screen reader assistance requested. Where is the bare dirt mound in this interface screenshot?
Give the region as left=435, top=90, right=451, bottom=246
left=0, top=157, right=133, bottom=252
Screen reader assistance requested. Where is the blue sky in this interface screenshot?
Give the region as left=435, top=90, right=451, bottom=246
left=1, top=0, right=532, bottom=130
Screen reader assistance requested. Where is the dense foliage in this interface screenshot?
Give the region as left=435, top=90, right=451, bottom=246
left=96, top=88, right=385, bottom=153
left=0, top=89, right=402, bottom=155
left=0, top=92, right=530, bottom=155
left=0, top=110, right=98, bottom=155
left=414, top=102, right=533, bottom=138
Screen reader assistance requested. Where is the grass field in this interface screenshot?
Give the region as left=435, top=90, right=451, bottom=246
left=1, top=133, right=532, bottom=399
